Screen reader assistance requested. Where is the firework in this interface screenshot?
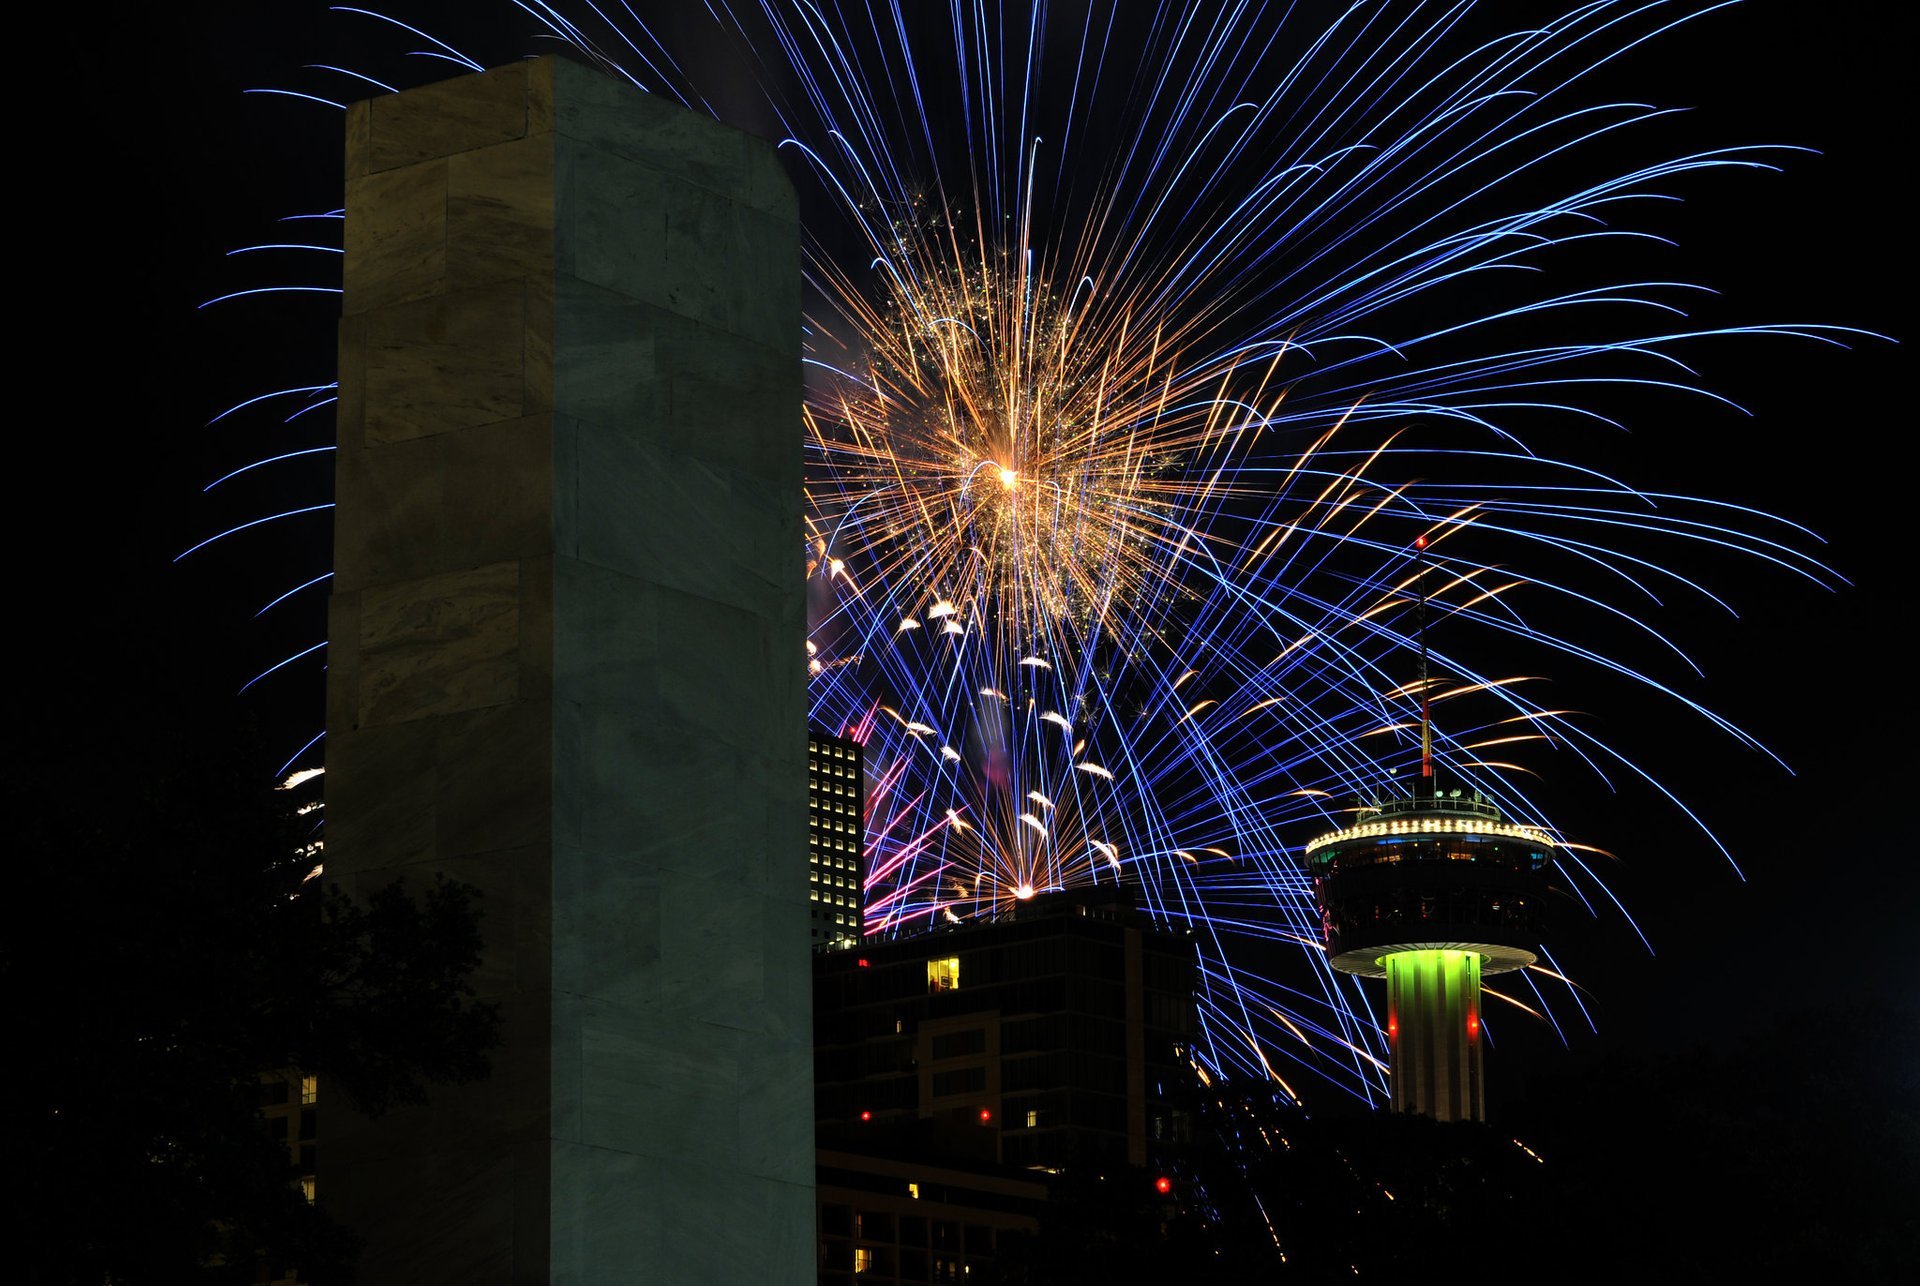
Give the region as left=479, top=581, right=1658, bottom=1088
left=195, top=0, right=1876, bottom=1102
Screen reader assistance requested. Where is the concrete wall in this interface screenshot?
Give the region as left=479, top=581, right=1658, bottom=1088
left=326, top=56, right=811, bottom=1282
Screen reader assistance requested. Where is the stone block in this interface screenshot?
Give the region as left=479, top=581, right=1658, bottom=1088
left=448, top=135, right=555, bottom=290
left=547, top=57, right=794, bottom=219
left=338, top=414, right=554, bottom=591
left=579, top=1001, right=742, bottom=1160
left=344, top=158, right=448, bottom=312
left=334, top=313, right=368, bottom=450
left=552, top=278, right=663, bottom=430
left=365, top=283, right=528, bottom=443
left=345, top=98, right=372, bottom=180
left=324, top=590, right=361, bottom=732
left=435, top=702, right=554, bottom=859
left=357, top=561, right=521, bottom=727
left=321, top=718, right=436, bottom=865
left=548, top=557, right=660, bottom=718
left=658, top=312, right=799, bottom=481
left=566, top=138, right=797, bottom=352
left=548, top=1141, right=663, bottom=1283
left=550, top=852, right=662, bottom=1012
left=565, top=420, right=792, bottom=621
left=368, top=60, right=529, bottom=172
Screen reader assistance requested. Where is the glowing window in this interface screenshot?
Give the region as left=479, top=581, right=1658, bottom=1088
left=927, top=957, right=961, bottom=993
left=854, top=1248, right=875, bottom=1274
left=299, top=1176, right=316, bottom=1204
left=300, top=1075, right=317, bottom=1105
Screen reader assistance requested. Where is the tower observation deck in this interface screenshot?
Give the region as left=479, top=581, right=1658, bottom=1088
left=1305, top=781, right=1551, bottom=1121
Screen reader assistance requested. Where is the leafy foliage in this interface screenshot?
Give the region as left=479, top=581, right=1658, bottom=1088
left=9, top=704, right=499, bottom=1283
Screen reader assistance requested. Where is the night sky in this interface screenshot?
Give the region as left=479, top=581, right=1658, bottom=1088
left=38, top=2, right=1910, bottom=1109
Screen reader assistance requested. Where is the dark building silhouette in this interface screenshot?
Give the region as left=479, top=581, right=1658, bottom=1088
left=815, top=887, right=1197, bottom=1170
left=808, top=887, right=1198, bottom=1282
left=810, top=729, right=867, bottom=951
left=814, top=1149, right=1048, bottom=1284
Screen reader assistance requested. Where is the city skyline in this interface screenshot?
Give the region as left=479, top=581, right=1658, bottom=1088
left=45, top=0, right=1909, bottom=1102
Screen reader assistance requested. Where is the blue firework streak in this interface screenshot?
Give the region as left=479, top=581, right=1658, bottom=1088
left=189, top=1, right=1881, bottom=1104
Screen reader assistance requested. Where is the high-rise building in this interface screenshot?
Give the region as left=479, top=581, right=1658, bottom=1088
left=255, top=1069, right=318, bottom=1284
left=809, top=729, right=867, bottom=952
left=810, top=888, right=1198, bottom=1284
left=813, top=887, right=1197, bottom=1171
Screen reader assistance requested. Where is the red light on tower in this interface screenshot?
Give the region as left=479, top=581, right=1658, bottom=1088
left=1413, top=534, right=1428, bottom=550
left=978, top=1108, right=992, bottom=1124
left=857, top=958, right=870, bottom=968
left=1388, top=1015, right=1398, bottom=1041
left=1154, top=1176, right=1173, bottom=1195
left=1467, top=1012, right=1480, bottom=1039
left=859, top=1110, right=872, bottom=1122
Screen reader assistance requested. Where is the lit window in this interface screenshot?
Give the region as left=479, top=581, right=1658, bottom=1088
left=854, top=1247, right=875, bottom=1274
left=927, top=957, right=961, bottom=993
left=300, top=1075, right=317, bottom=1105
left=908, top=1182, right=920, bottom=1199
left=299, top=1176, right=316, bottom=1204
left=1026, top=1109, right=1039, bottom=1128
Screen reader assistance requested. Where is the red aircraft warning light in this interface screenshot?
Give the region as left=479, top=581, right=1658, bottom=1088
left=1154, top=1176, right=1173, bottom=1195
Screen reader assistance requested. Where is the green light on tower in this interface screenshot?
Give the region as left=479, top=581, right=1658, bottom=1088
left=1384, top=948, right=1483, bottom=1121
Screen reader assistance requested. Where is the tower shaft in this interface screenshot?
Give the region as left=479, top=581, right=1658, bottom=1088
left=326, top=58, right=811, bottom=1280
left=1385, top=949, right=1483, bottom=1121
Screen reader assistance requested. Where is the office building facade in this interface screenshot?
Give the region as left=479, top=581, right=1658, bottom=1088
left=810, top=729, right=867, bottom=951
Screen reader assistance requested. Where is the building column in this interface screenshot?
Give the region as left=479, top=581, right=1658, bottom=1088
left=326, top=56, right=811, bottom=1281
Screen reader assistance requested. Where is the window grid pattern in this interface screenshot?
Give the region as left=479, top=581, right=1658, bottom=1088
left=809, top=729, right=867, bottom=952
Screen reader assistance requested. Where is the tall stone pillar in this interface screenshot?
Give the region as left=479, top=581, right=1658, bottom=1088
left=325, top=57, right=810, bottom=1281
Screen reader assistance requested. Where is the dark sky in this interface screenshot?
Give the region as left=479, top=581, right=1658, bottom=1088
left=39, top=2, right=1909, bottom=1096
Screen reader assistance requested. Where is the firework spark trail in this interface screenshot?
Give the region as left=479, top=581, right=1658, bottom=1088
left=193, top=1, right=1885, bottom=1099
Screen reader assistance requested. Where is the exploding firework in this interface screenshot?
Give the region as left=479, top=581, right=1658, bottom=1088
left=193, top=0, right=1878, bottom=1102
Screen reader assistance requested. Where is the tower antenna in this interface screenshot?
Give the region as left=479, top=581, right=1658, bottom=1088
left=1414, top=533, right=1432, bottom=789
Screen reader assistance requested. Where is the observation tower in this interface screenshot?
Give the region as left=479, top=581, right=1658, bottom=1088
left=1304, top=537, right=1551, bottom=1121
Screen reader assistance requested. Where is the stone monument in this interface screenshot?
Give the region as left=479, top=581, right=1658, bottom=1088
left=324, top=56, right=811, bottom=1281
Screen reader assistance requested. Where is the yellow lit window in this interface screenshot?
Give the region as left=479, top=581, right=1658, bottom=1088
left=1026, top=1109, right=1038, bottom=1128
left=854, top=1248, right=875, bottom=1274
left=300, top=1075, right=318, bottom=1105
left=299, top=1176, right=316, bottom=1204
left=908, top=1182, right=920, bottom=1199
left=927, top=957, right=961, bottom=993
